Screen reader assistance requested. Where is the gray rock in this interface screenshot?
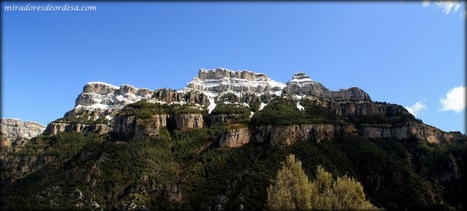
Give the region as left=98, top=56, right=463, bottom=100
left=1, top=118, right=45, bottom=153
left=113, top=114, right=170, bottom=138
left=76, top=82, right=154, bottom=109
left=43, top=123, right=109, bottom=136
left=175, top=114, right=204, bottom=130
left=186, top=68, right=285, bottom=95
left=219, top=127, right=250, bottom=148
left=1, top=118, right=45, bottom=141
left=283, top=72, right=371, bottom=101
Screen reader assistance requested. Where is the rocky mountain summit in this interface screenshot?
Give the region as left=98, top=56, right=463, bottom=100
left=284, top=72, right=371, bottom=101
left=62, top=68, right=369, bottom=119
left=41, top=68, right=460, bottom=145
left=76, top=82, right=154, bottom=110
left=186, top=68, right=285, bottom=95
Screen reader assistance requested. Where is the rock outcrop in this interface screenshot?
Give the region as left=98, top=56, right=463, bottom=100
left=112, top=113, right=203, bottom=138
left=44, top=123, right=110, bottom=136
left=175, top=114, right=204, bottom=130
left=360, top=122, right=454, bottom=143
left=1, top=118, right=46, bottom=141
left=153, top=89, right=210, bottom=106
left=186, top=68, right=285, bottom=95
left=321, top=100, right=411, bottom=118
left=252, top=124, right=358, bottom=145
left=219, top=126, right=250, bottom=148
left=75, top=82, right=154, bottom=110
left=1, top=118, right=46, bottom=153
left=283, top=72, right=371, bottom=101
left=113, top=114, right=169, bottom=138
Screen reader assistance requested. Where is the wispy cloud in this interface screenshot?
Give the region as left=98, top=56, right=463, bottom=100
left=405, top=100, right=427, bottom=116
left=440, top=85, right=465, bottom=113
left=423, top=0, right=462, bottom=15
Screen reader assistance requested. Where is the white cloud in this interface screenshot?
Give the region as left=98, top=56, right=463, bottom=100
left=440, top=85, right=465, bottom=113
left=406, top=100, right=427, bottom=117
left=423, top=1, right=462, bottom=15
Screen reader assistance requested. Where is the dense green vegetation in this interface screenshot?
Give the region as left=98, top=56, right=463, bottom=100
left=121, top=100, right=171, bottom=118
left=291, top=136, right=467, bottom=210
left=251, top=98, right=342, bottom=125
left=267, top=154, right=313, bottom=209
left=120, top=100, right=205, bottom=119
left=1, top=99, right=466, bottom=210
left=211, top=103, right=251, bottom=123
left=173, top=104, right=205, bottom=115
left=268, top=154, right=375, bottom=210
left=54, top=113, right=109, bottom=124
left=2, top=127, right=465, bottom=210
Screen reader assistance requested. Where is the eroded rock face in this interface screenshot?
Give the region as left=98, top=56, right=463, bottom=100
left=153, top=89, right=210, bottom=106
left=75, top=82, right=154, bottom=110
left=153, top=89, right=185, bottom=103
left=113, top=114, right=169, bottom=138
left=252, top=124, right=358, bottom=145
left=186, top=68, right=285, bottom=95
left=283, top=72, right=371, bottom=101
left=320, top=100, right=411, bottom=118
left=361, top=122, right=453, bottom=143
left=1, top=118, right=46, bottom=153
left=219, top=127, right=250, bottom=148
left=1, top=118, right=46, bottom=141
left=43, top=123, right=110, bottom=136
left=174, top=114, right=204, bottom=130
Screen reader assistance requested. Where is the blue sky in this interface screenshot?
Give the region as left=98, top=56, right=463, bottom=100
left=2, top=1, right=465, bottom=133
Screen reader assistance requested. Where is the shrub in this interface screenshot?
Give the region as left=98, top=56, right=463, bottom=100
left=267, top=155, right=376, bottom=210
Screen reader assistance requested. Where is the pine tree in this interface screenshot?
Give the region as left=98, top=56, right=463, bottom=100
left=267, top=154, right=314, bottom=210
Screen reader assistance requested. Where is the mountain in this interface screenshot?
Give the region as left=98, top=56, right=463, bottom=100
left=1, top=68, right=466, bottom=210
left=43, top=68, right=460, bottom=144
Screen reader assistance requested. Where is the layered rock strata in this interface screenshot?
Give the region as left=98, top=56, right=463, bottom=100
left=283, top=72, right=371, bottom=101
left=76, top=82, right=154, bottom=110
left=186, top=68, right=286, bottom=95
left=1, top=118, right=46, bottom=153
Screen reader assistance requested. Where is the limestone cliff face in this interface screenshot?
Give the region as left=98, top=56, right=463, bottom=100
left=219, top=127, right=250, bottom=148
left=1, top=118, right=46, bottom=153
left=283, top=72, right=371, bottom=101
left=1, top=118, right=45, bottom=141
left=45, top=113, right=204, bottom=138
left=153, top=89, right=185, bottom=103
left=215, top=121, right=455, bottom=147
left=75, top=82, right=154, bottom=110
left=113, top=114, right=169, bottom=138
left=44, top=123, right=110, bottom=136
left=360, top=122, right=453, bottom=143
left=197, top=68, right=268, bottom=81
left=153, top=89, right=210, bottom=106
left=252, top=124, right=357, bottom=145
left=186, top=68, right=285, bottom=95
left=18, top=69, right=464, bottom=145
left=175, top=114, right=204, bottom=130
left=320, top=100, right=411, bottom=118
